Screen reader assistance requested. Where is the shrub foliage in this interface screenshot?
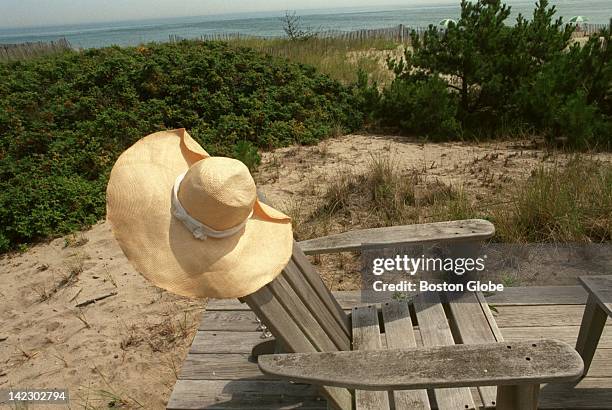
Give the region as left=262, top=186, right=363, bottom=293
left=374, top=0, right=611, bottom=146
left=0, top=41, right=362, bottom=251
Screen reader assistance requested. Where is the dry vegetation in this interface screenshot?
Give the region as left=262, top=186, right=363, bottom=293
left=287, top=154, right=612, bottom=244
left=227, top=36, right=401, bottom=85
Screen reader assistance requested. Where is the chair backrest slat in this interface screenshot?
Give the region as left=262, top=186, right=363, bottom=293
left=242, top=242, right=354, bottom=409
left=244, top=281, right=353, bottom=409
left=267, top=274, right=338, bottom=352
left=244, top=284, right=315, bottom=352
left=291, top=244, right=351, bottom=337
left=281, top=256, right=351, bottom=351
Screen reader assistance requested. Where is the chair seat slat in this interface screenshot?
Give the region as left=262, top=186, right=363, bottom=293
left=381, top=301, right=431, bottom=410
left=352, top=305, right=390, bottom=410
left=414, top=292, right=477, bottom=410
left=446, top=291, right=503, bottom=408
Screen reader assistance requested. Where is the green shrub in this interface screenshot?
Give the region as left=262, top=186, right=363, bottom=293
left=515, top=25, right=612, bottom=148
left=376, top=0, right=611, bottom=145
left=378, top=77, right=461, bottom=139
left=0, top=40, right=362, bottom=251
left=233, top=140, right=261, bottom=171
left=352, top=69, right=381, bottom=123
left=553, top=92, right=611, bottom=149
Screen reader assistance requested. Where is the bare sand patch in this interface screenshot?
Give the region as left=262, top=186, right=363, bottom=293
left=0, top=222, right=203, bottom=409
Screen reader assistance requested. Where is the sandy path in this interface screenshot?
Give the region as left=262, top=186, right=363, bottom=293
left=0, top=223, right=203, bottom=409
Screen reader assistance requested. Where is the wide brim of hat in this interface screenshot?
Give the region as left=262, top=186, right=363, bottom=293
left=106, top=129, right=293, bottom=299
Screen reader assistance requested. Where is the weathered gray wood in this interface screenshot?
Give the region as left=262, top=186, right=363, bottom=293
left=475, top=291, right=505, bottom=342
left=446, top=292, right=500, bottom=343
left=577, top=349, right=612, bottom=377
left=576, top=293, right=609, bottom=375
left=244, top=285, right=316, bottom=352
left=175, top=288, right=612, bottom=409
left=493, top=305, right=586, bottom=328
left=268, top=274, right=339, bottom=352
left=298, top=219, right=494, bottom=255
left=281, top=258, right=351, bottom=350
left=243, top=285, right=352, bottom=410
left=258, top=339, right=584, bottom=390
left=413, top=292, right=476, bottom=410
left=182, top=347, right=612, bottom=384
left=580, top=275, right=612, bottom=316
left=167, top=376, right=612, bottom=410
left=352, top=305, right=390, bottom=410
left=496, top=384, right=539, bottom=410
left=291, top=245, right=351, bottom=337
left=205, top=286, right=588, bottom=311
left=167, top=380, right=327, bottom=409
left=199, top=310, right=259, bottom=331
left=180, top=353, right=265, bottom=380
left=446, top=292, right=500, bottom=408
left=191, top=331, right=268, bottom=354
left=503, top=325, right=612, bottom=348
left=538, top=377, right=612, bottom=409
left=485, top=286, right=587, bottom=305
left=200, top=302, right=590, bottom=330
left=251, top=339, right=278, bottom=359
left=381, top=301, right=431, bottom=410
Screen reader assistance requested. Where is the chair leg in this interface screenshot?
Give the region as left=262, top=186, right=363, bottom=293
left=250, top=339, right=277, bottom=360
left=575, top=293, right=608, bottom=375
left=496, top=384, right=539, bottom=410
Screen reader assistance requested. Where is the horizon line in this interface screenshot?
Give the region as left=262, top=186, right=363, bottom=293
left=2, top=2, right=462, bottom=31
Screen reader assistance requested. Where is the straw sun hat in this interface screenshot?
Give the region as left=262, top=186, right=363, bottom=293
left=106, top=129, right=293, bottom=299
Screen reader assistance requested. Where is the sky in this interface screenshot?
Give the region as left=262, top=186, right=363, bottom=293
left=0, top=0, right=455, bottom=28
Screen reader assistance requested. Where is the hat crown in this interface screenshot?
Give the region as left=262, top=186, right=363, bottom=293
left=178, top=157, right=256, bottom=231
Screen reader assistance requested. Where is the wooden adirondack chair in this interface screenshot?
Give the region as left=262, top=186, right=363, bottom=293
left=237, top=219, right=583, bottom=410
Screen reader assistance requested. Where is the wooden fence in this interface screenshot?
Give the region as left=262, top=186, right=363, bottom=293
left=1, top=21, right=607, bottom=63
left=0, top=37, right=72, bottom=63
left=170, top=22, right=609, bottom=45
left=577, top=23, right=609, bottom=36
left=169, top=25, right=427, bottom=45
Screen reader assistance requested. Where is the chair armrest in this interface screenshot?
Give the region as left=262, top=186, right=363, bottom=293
left=258, top=339, right=582, bottom=390
left=297, top=219, right=494, bottom=255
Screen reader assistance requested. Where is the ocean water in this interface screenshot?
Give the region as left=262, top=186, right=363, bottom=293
left=0, top=0, right=610, bottom=49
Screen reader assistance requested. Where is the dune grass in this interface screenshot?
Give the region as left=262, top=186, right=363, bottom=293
left=287, top=154, right=612, bottom=243
left=226, top=37, right=401, bottom=85
left=492, top=157, right=612, bottom=243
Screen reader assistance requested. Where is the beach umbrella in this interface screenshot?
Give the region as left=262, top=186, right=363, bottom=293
left=568, top=16, right=588, bottom=25
left=439, top=18, right=457, bottom=28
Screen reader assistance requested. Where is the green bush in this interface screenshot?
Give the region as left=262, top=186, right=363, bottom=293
left=233, top=140, right=261, bottom=171
left=352, top=69, right=381, bottom=123
left=0, top=40, right=363, bottom=251
left=553, top=92, right=611, bottom=149
left=515, top=27, right=612, bottom=148
left=377, top=0, right=611, bottom=145
left=378, top=77, right=461, bottom=139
